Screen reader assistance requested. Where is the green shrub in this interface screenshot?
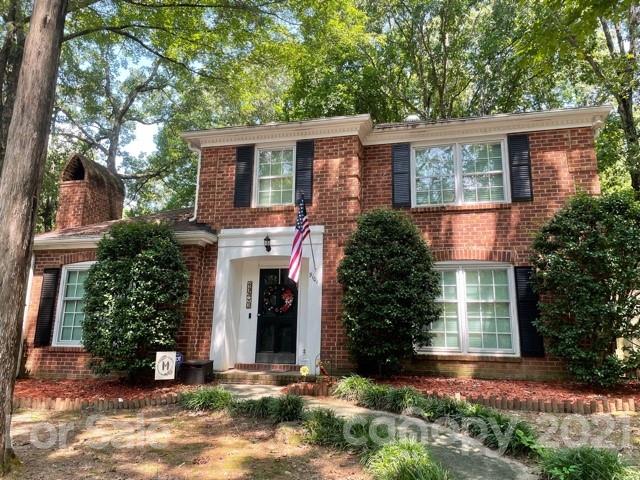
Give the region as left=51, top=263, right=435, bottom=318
left=270, top=394, right=305, bottom=422
left=532, top=192, right=640, bottom=387
left=229, top=397, right=277, bottom=418
left=229, top=395, right=304, bottom=423
left=180, top=386, right=233, bottom=411
left=303, top=408, right=349, bottom=449
left=333, top=375, right=376, bottom=402
left=337, top=209, right=441, bottom=375
left=333, top=376, right=541, bottom=457
left=83, top=221, right=189, bottom=379
left=303, top=409, right=388, bottom=454
left=365, top=440, right=452, bottom=480
left=540, top=447, right=626, bottom=480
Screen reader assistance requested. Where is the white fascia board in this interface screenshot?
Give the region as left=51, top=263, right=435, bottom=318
left=33, top=230, right=217, bottom=250
left=181, top=114, right=373, bottom=149
left=363, top=105, right=613, bottom=146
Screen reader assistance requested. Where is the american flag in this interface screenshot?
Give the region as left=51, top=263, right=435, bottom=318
left=288, top=196, right=310, bottom=283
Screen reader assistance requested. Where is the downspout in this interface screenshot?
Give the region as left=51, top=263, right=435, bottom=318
left=189, top=146, right=202, bottom=223
left=17, top=254, right=34, bottom=377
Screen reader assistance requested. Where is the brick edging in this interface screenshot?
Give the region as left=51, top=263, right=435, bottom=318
left=424, top=391, right=636, bottom=415
left=284, top=381, right=638, bottom=414
left=13, top=393, right=181, bottom=412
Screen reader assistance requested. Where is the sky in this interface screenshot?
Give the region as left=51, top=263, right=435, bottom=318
left=123, top=123, right=159, bottom=158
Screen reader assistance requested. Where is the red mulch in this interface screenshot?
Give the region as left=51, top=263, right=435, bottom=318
left=14, top=378, right=195, bottom=402
left=381, top=376, right=640, bottom=404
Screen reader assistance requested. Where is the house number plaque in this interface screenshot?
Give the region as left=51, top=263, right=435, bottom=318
left=246, top=281, right=253, bottom=309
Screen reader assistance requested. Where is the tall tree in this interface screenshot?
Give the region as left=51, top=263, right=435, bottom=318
left=0, top=0, right=67, bottom=473
left=522, top=0, right=640, bottom=191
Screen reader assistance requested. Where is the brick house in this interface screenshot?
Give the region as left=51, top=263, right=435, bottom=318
left=22, top=105, right=609, bottom=380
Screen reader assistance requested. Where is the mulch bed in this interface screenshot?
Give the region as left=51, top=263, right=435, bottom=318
left=14, top=378, right=194, bottom=402
left=381, top=376, right=640, bottom=406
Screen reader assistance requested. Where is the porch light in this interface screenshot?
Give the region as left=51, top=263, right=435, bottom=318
left=264, top=235, right=271, bottom=252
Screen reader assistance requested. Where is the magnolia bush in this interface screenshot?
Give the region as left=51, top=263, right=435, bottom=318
left=337, top=209, right=440, bottom=375
left=83, top=221, right=189, bottom=379
left=532, top=192, right=640, bottom=387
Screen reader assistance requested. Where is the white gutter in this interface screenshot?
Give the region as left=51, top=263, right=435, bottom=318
left=33, top=230, right=217, bottom=250
left=188, top=147, right=202, bottom=223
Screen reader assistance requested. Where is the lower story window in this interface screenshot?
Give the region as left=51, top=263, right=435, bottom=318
left=425, top=264, right=518, bottom=355
left=53, top=263, right=92, bottom=346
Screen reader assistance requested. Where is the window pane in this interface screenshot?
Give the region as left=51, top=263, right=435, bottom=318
left=415, top=146, right=455, bottom=205
left=60, top=327, right=72, bottom=341
left=431, top=333, right=446, bottom=347
left=461, top=143, right=504, bottom=204
left=256, top=148, right=295, bottom=206
left=72, top=327, right=83, bottom=341
left=465, top=268, right=513, bottom=351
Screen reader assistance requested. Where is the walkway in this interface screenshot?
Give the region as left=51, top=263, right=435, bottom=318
left=221, top=383, right=538, bottom=480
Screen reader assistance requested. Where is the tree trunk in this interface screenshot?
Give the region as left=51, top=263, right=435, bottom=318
left=0, top=0, right=67, bottom=474
left=616, top=95, right=640, bottom=193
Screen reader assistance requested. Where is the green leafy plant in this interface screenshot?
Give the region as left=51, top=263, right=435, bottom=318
left=229, top=397, right=277, bottom=418
left=270, top=394, right=305, bottom=423
left=302, top=408, right=350, bottom=449
left=532, top=192, right=640, bottom=387
left=365, top=439, right=452, bottom=480
left=333, top=376, right=541, bottom=457
left=83, top=221, right=189, bottom=379
left=338, top=209, right=440, bottom=375
left=180, top=386, right=233, bottom=411
left=540, top=447, right=627, bottom=480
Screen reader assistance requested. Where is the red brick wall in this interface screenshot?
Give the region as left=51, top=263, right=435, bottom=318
left=197, top=136, right=364, bottom=370
left=195, top=128, right=597, bottom=379
left=23, top=245, right=213, bottom=378
left=27, top=127, right=599, bottom=380
left=55, top=177, right=124, bottom=230
left=363, top=127, right=600, bottom=265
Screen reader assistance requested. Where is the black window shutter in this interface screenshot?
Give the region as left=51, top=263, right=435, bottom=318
left=392, top=143, right=411, bottom=208
left=234, top=145, right=255, bottom=207
left=295, top=140, right=314, bottom=205
left=508, top=134, right=533, bottom=202
left=515, top=266, right=545, bottom=357
left=34, top=268, right=61, bottom=347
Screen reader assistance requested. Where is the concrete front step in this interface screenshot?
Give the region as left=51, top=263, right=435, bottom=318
left=213, top=368, right=313, bottom=386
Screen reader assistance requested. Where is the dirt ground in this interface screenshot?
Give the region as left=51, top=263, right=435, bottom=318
left=7, top=406, right=369, bottom=480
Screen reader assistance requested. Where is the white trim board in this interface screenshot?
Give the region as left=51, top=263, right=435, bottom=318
left=181, top=106, right=612, bottom=151
left=211, top=226, right=324, bottom=372
left=33, top=230, right=217, bottom=250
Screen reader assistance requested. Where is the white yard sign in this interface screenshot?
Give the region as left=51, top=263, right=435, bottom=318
left=155, top=351, right=176, bottom=380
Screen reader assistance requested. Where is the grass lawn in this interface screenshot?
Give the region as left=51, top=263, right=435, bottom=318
left=7, top=406, right=369, bottom=480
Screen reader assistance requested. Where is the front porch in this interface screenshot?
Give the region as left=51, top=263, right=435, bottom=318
left=211, top=226, right=324, bottom=373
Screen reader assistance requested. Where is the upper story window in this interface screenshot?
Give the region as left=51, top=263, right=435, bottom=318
left=412, top=140, right=509, bottom=207
left=255, top=146, right=295, bottom=207
left=53, top=262, right=94, bottom=347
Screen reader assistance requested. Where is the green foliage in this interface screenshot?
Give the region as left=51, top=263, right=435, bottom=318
left=180, top=386, right=234, bottom=411
left=302, top=408, right=350, bottom=449
left=333, top=376, right=540, bottom=457
left=338, top=209, right=440, bottom=374
left=269, top=394, right=305, bottom=423
left=532, top=192, right=640, bottom=387
left=540, top=447, right=627, bottom=480
left=228, top=395, right=304, bottom=423
left=365, top=440, right=452, bottom=480
left=83, top=221, right=189, bottom=378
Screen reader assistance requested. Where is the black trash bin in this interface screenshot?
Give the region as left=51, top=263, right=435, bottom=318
left=180, top=360, right=214, bottom=385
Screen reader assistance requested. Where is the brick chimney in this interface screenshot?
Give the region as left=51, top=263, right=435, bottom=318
left=55, top=153, right=125, bottom=230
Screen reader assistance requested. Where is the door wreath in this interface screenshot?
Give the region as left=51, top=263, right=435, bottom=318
left=263, top=285, right=295, bottom=314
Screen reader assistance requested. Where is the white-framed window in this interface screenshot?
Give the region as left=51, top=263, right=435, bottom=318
left=52, top=261, right=95, bottom=347
left=422, top=263, right=520, bottom=356
left=411, top=138, right=509, bottom=207
left=254, top=145, right=296, bottom=207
